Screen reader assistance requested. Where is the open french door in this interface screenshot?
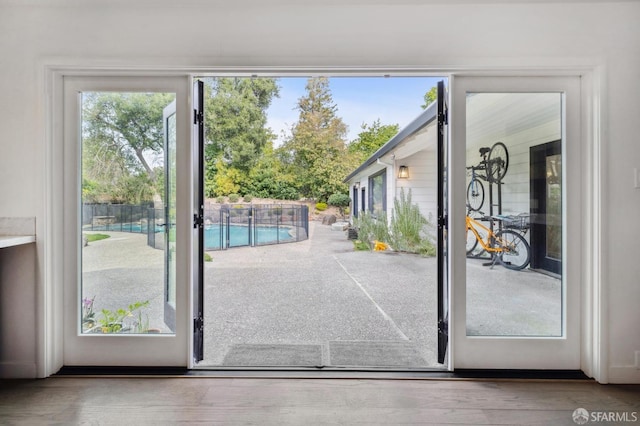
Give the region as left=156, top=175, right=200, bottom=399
left=164, top=100, right=177, bottom=331
left=192, top=80, right=205, bottom=363
left=436, top=80, right=449, bottom=365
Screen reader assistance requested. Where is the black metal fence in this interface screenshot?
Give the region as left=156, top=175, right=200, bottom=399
left=82, top=203, right=154, bottom=233
left=82, top=203, right=309, bottom=252
left=204, top=203, right=309, bottom=251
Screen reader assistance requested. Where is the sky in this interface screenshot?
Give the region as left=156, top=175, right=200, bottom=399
left=266, top=76, right=444, bottom=146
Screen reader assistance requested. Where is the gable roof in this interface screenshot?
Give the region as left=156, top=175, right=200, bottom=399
left=344, top=100, right=437, bottom=182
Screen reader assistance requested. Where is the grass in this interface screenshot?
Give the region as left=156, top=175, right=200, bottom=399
left=85, top=233, right=110, bottom=243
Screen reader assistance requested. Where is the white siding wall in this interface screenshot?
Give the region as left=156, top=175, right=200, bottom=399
left=465, top=93, right=561, bottom=216
left=395, top=150, right=437, bottom=225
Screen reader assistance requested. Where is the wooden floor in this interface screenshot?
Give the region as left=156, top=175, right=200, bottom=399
left=1, top=377, right=638, bottom=425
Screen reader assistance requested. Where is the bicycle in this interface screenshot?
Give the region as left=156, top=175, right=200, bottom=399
left=466, top=142, right=509, bottom=212
left=465, top=209, right=530, bottom=270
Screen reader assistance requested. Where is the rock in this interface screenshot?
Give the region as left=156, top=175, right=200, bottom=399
left=322, top=214, right=337, bottom=225
left=332, top=221, right=349, bottom=231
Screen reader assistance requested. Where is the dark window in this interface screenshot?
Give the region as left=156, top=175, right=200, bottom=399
left=368, top=169, right=387, bottom=216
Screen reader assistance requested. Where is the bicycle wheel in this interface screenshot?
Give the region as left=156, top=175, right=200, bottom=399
left=496, top=230, right=530, bottom=270
left=466, top=179, right=485, bottom=211
left=487, top=142, right=509, bottom=183
left=465, top=227, right=479, bottom=255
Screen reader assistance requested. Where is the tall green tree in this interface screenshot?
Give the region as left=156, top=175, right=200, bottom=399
left=348, top=119, right=399, bottom=162
left=201, top=77, right=279, bottom=196
left=421, top=86, right=437, bottom=109
left=82, top=92, right=175, bottom=204
left=282, top=77, right=354, bottom=200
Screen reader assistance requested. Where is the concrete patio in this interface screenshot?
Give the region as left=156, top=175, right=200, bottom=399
left=82, top=221, right=561, bottom=368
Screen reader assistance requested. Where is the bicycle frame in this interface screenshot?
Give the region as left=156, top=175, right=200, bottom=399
left=466, top=215, right=505, bottom=253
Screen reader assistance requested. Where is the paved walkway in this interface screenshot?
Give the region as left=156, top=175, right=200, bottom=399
left=203, top=221, right=437, bottom=367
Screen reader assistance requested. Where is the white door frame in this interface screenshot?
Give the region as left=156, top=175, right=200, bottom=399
left=43, top=66, right=603, bottom=380
left=58, top=75, right=191, bottom=367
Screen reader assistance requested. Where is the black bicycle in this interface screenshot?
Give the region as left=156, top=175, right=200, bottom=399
left=466, top=142, right=509, bottom=212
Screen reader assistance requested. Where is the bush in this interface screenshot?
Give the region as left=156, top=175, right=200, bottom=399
left=228, top=193, right=240, bottom=203
left=327, top=193, right=351, bottom=218
left=204, top=253, right=212, bottom=262
left=354, top=211, right=389, bottom=247
left=389, top=188, right=435, bottom=256
left=315, top=202, right=328, bottom=211
left=215, top=196, right=225, bottom=204
left=242, top=194, right=253, bottom=202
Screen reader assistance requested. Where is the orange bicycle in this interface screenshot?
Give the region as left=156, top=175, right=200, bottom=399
left=465, top=210, right=530, bottom=270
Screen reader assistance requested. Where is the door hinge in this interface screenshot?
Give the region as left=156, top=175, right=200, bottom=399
left=194, top=109, right=204, bottom=125
left=438, top=107, right=448, bottom=126
left=438, top=318, right=448, bottom=333
left=438, top=215, right=448, bottom=228
left=193, top=214, right=204, bottom=229
left=194, top=315, right=204, bottom=331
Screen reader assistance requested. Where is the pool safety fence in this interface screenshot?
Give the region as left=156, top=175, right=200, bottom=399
left=82, top=203, right=309, bottom=251
left=204, top=204, right=309, bottom=250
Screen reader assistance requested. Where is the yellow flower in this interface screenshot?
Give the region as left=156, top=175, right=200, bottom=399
left=373, top=240, right=388, bottom=251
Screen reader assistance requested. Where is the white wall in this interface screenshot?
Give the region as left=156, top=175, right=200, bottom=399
left=396, top=150, right=437, bottom=225
left=0, top=0, right=638, bottom=382
left=465, top=93, right=562, bottom=216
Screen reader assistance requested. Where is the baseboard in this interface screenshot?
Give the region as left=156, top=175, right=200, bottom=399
left=0, top=361, right=37, bottom=379
left=608, top=366, right=640, bottom=384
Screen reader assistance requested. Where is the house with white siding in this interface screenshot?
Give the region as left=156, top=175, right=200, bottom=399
left=345, top=91, right=562, bottom=274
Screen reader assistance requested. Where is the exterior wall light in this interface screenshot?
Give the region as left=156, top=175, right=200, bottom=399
left=398, top=165, right=409, bottom=179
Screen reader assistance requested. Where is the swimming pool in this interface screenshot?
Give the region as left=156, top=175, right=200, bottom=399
left=205, top=224, right=294, bottom=250
left=85, top=222, right=295, bottom=249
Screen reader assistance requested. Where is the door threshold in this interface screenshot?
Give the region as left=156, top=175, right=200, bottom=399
left=54, top=366, right=590, bottom=381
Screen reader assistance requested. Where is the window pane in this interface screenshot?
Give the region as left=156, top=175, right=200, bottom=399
left=80, top=91, right=176, bottom=335
left=465, top=92, right=563, bottom=337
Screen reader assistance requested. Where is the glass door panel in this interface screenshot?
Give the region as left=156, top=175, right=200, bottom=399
left=452, top=76, right=581, bottom=370
left=464, top=92, right=562, bottom=337
left=80, top=91, right=176, bottom=335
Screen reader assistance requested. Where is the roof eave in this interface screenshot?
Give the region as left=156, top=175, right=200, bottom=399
left=343, top=100, right=438, bottom=183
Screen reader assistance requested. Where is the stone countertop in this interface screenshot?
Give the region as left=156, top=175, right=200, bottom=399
left=0, top=217, right=36, bottom=248
left=0, top=235, right=36, bottom=248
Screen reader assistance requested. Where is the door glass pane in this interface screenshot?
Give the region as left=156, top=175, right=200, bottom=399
left=546, top=154, right=562, bottom=260
left=465, top=93, right=563, bottom=337
left=80, top=91, right=176, bottom=335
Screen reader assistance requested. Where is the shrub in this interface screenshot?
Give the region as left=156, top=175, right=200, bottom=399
left=204, top=253, right=212, bottom=262
left=354, top=211, right=389, bottom=247
left=242, top=194, right=253, bottom=202
left=315, top=202, right=328, bottom=211
left=389, top=188, right=435, bottom=256
left=327, top=193, right=351, bottom=218
left=353, top=240, right=370, bottom=251
left=228, top=193, right=240, bottom=203
left=215, top=196, right=225, bottom=204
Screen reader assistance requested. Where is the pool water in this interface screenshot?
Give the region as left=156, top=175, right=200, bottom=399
left=85, top=222, right=294, bottom=249
left=205, top=224, right=294, bottom=249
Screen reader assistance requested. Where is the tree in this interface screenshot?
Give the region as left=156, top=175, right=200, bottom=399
left=201, top=77, right=279, bottom=197
left=281, top=77, right=354, bottom=200
left=82, top=92, right=175, bottom=204
left=421, top=86, right=437, bottom=109
left=348, top=119, right=399, bottom=162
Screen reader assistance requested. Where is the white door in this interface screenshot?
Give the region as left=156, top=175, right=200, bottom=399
left=450, top=76, right=582, bottom=369
left=62, top=76, right=190, bottom=366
